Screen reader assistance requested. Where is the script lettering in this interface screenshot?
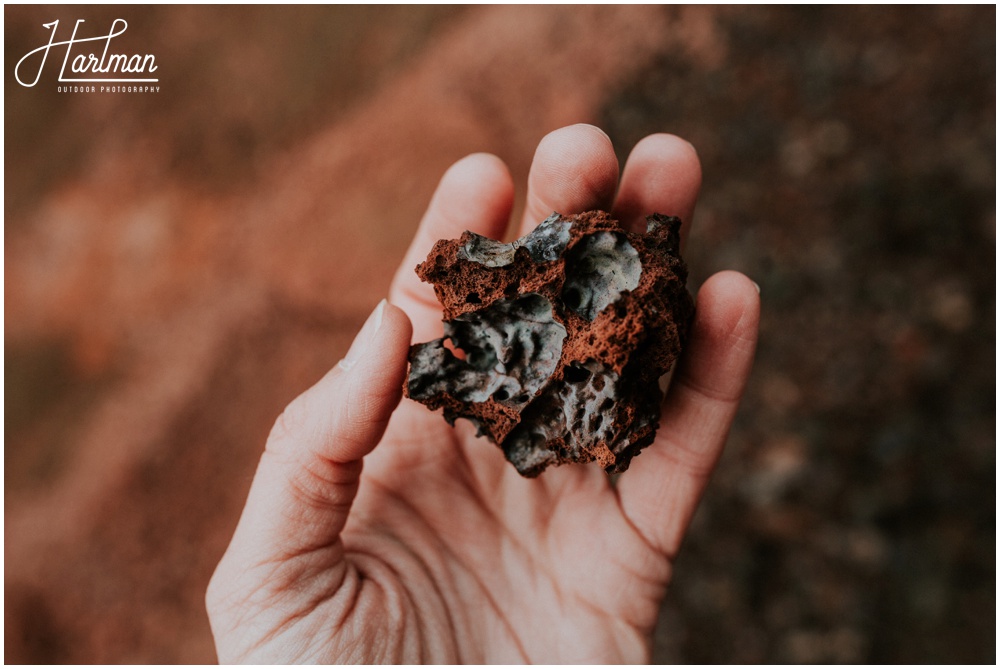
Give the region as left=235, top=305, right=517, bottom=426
left=14, top=18, right=159, bottom=87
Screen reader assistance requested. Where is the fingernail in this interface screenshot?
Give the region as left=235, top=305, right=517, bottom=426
left=339, top=299, right=387, bottom=371
left=752, top=281, right=761, bottom=294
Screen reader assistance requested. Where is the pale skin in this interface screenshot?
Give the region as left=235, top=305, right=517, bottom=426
left=206, top=125, right=761, bottom=663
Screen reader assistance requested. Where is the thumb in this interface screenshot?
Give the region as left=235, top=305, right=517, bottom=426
left=210, top=299, right=412, bottom=598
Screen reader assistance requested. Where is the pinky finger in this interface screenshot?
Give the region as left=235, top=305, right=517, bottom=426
left=617, top=271, right=760, bottom=558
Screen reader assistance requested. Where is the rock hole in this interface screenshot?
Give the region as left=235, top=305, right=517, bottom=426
left=443, top=337, right=467, bottom=360
left=466, top=292, right=482, bottom=304
left=515, top=393, right=530, bottom=403
left=493, top=388, right=510, bottom=401
left=564, top=365, right=591, bottom=383
left=564, top=287, right=582, bottom=310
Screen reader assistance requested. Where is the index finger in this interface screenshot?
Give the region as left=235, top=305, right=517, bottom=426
left=389, top=153, right=515, bottom=343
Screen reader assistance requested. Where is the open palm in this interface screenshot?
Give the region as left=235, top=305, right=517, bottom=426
left=206, top=125, right=760, bottom=663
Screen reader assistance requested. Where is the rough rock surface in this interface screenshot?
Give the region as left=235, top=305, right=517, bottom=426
left=406, top=210, right=694, bottom=476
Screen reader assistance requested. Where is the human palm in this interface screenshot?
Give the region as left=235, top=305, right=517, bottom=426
left=207, top=125, right=760, bottom=663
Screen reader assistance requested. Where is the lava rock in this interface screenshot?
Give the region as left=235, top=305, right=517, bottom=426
left=406, top=210, right=694, bottom=476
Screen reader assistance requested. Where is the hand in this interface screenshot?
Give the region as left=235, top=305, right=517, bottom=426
left=206, top=124, right=760, bottom=663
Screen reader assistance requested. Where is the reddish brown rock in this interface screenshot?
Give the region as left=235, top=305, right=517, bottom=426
left=406, top=210, right=694, bottom=476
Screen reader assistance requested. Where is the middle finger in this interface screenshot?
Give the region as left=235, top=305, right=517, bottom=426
left=517, top=124, right=620, bottom=236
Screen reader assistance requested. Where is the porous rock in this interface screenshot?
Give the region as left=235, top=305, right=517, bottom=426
left=406, top=210, right=694, bottom=477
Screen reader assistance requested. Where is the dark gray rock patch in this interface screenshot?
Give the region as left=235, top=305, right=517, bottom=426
left=562, top=232, right=641, bottom=321
left=408, top=292, right=566, bottom=407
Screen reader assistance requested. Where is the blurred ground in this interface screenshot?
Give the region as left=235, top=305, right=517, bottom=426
left=4, top=5, right=995, bottom=663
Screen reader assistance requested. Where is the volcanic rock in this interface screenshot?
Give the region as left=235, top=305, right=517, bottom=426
left=406, top=210, right=694, bottom=476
